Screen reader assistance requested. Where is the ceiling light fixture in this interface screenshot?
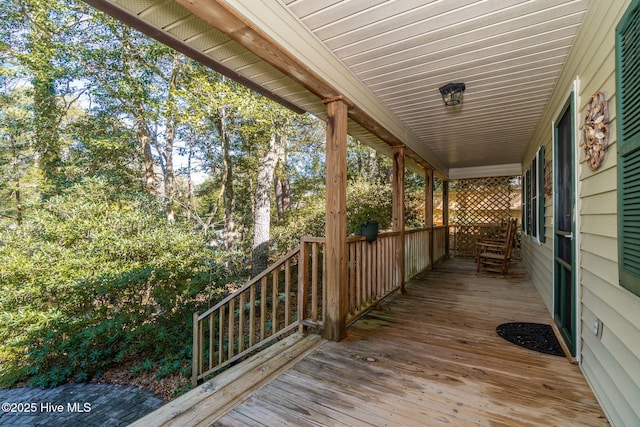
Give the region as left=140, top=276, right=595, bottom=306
left=439, top=82, right=466, bottom=106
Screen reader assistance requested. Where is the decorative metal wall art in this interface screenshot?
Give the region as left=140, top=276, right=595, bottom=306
left=582, top=91, right=609, bottom=171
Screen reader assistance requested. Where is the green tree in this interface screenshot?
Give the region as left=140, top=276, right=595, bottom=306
left=0, top=178, right=237, bottom=387
left=1, top=0, right=90, bottom=195
left=0, top=85, right=33, bottom=226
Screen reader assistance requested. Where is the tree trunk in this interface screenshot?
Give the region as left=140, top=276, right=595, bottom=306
left=252, top=132, right=279, bottom=276
left=21, top=0, right=62, bottom=195
left=274, top=131, right=290, bottom=221
left=367, top=148, right=378, bottom=181
left=163, top=61, right=179, bottom=222
left=186, top=135, right=194, bottom=220
left=217, top=106, right=237, bottom=250
left=32, top=71, right=61, bottom=192
left=9, top=137, right=24, bottom=226
left=133, top=99, right=156, bottom=195
left=15, top=179, right=22, bottom=226
left=136, top=118, right=156, bottom=195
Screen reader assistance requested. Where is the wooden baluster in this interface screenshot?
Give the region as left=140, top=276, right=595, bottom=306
left=260, top=277, right=267, bottom=340
left=375, top=239, right=381, bottom=298
left=356, top=240, right=362, bottom=312
left=386, top=237, right=391, bottom=291
left=298, top=241, right=309, bottom=332
left=396, top=236, right=401, bottom=288
left=285, top=259, right=291, bottom=327
left=192, top=313, right=200, bottom=386
left=379, top=239, right=383, bottom=297
left=379, top=238, right=384, bottom=295
left=322, top=244, right=327, bottom=324
left=389, top=237, right=393, bottom=291
left=218, top=307, right=225, bottom=365
left=380, top=237, right=384, bottom=294
left=272, top=269, right=279, bottom=334
left=389, top=236, right=393, bottom=290
left=209, top=313, right=215, bottom=369
left=249, top=285, right=256, bottom=347
left=366, top=240, right=372, bottom=303
left=311, top=242, right=318, bottom=322
left=238, top=292, right=245, bottom=353
left=228, top=299, right=235, bottom=360
left=408, top=233, right=411, bottom=278
left=349, top=241, right=355, bottom=314
left=415, top=231, right=419, bottom=273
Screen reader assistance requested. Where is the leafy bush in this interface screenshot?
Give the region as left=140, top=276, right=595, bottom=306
left=346, top=179, right=392, bottom=234
left=271, top=179, right=393, bottom=256
left=271, top=192, right=326, bottom=256
left=0, top=178, right=241, bottom=388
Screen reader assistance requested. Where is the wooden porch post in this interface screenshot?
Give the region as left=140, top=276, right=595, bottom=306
left=443, top=180, right=450, bottom=256
left=425, top=168, right=434, bottom=268
left=392, top=146, right=406, bottom=293
left=323, top=97, right=349, bottom=341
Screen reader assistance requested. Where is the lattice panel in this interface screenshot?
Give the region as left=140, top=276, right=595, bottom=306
left=452, top=176, right=515, bottom=257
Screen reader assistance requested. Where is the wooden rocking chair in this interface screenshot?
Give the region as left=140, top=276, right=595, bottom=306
left=476, top=218, right=518, bottom=275
left=475, top=219, right=510, bottom=261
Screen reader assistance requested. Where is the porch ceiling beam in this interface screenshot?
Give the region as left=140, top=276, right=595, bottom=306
left=177, top=0, right=448, bottom=177
left=448, top=163, right=523, bottom=180
left=82, top=0, right=305, bottom=115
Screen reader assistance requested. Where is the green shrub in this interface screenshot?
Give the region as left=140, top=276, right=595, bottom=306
left=346, top=179, right=392, bottom=234
left=271, top=179, right=393, bottom=256
left=0, top=178, right=239, bottom=388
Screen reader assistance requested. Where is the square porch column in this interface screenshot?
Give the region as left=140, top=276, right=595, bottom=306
left=323, top=97, right=349, bottom=341
left=443, top=180, right=450, bottom=256
left=392, top=146, right=406, bottom=293
left=425, top=168, right=434, bottom=268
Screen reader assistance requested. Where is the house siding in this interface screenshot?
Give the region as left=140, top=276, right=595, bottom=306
left=521, top=1, right=640, bottom=426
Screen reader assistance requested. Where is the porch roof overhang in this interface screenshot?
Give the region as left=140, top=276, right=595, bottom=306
left=84, top=0, right=590, bottom=179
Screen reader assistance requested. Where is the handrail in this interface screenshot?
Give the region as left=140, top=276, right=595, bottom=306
left=192, top=243, right=310, bottom=385
left=192, top=227, right=450, bottom=385
left=197, top=245, right=300, bottom=320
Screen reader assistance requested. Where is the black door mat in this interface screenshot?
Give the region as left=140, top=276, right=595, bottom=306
left=496, top=322, right=565, bottom=357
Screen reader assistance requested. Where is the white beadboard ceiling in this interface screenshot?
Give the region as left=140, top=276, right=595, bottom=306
left=85, top=0, right=590, bottom=178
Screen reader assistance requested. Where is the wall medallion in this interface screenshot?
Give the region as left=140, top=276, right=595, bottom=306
left=582, top=91, right=609, bottom=171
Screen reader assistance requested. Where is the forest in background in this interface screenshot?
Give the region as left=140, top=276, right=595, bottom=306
left=0, top=0, right=428, bottom=395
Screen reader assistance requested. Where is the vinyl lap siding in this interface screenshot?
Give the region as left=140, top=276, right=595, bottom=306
left=521, top=195, right=553, bottom=313
left=522, top=1, right=640, bottom=426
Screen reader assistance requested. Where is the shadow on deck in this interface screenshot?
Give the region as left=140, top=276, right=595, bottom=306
left=136, top=258, right=608, bottom=426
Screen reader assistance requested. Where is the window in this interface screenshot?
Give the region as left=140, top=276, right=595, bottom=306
left=523, top=146, right=545, bottom=242
left=616, top=0, right=640, bottom=296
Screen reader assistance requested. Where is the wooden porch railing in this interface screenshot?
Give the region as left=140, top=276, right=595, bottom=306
left=192, top=228, right=449, bottom=385
left=405, top=228, right=431, bottom=279
left=346, top=232, right=401, bottom=323
left=433, top=226, right=448, bottom=262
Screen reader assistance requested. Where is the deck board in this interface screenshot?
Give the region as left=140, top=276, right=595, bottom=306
left=216, top=259, right=608, bottom=426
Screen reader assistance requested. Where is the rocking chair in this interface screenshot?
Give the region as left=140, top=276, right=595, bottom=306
left=476, top=218, right=518, bottom=275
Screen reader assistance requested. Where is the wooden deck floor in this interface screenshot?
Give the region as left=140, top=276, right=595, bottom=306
left=214, top=259, right=608, bottom=426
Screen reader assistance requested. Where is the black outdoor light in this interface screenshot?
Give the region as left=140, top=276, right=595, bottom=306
left=439, top=82, right=466, bottom=106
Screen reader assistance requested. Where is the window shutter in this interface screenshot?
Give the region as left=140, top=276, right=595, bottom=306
left=531, top=156, right=538, bottom=239
left=521, top=173, right=527, bottom=233
left=538, top=146, right=546, bottom=243
left=617, top=0, right=640, bottom=296
left=524, top=169, right=531, bottom=234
